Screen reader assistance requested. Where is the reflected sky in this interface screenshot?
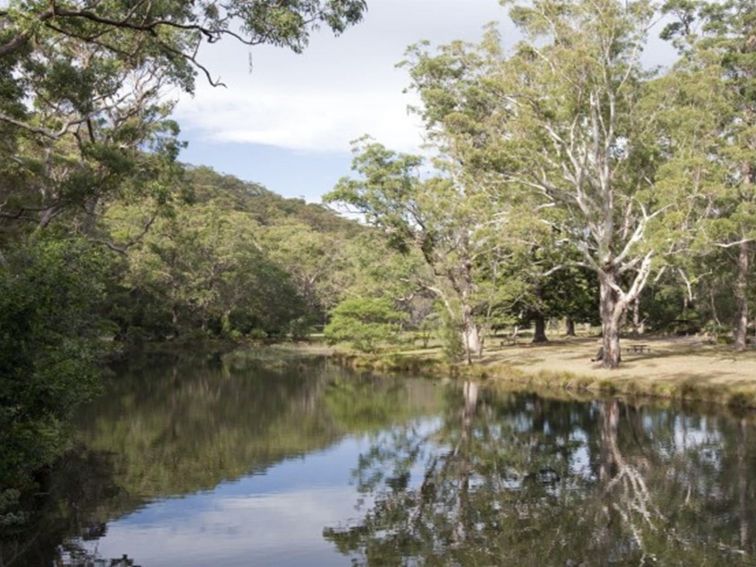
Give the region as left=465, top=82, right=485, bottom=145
left=69, top=415, right=442, bottom=567
left=74, top=436, right=375, bottom=567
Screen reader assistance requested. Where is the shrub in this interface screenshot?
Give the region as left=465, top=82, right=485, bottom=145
left=325, top=298, right=406, bottom=352
left=438, top=312, right=465, bottom=362
left=0, top=237, right=108, bottom=491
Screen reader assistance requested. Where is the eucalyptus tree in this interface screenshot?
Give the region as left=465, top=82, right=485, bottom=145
left=497, top=0, right=687, bottom=368
left=0, top=0, right=367, bottom=62
left=262, top=222, right=349, bottom=325
left=0, top=0, right=367, bottom=240
left=409, top=1, right=687, bottom=367
left=325, top=139, right=498, bottom=363
left=401, top=34, right=549, bottom=344
left=0, top=27, right=183, bottom=237
left=658, top=0, right=755, bottom=350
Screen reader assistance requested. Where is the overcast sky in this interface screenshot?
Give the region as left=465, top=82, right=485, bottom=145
left=174, top=0, right=677, bottom=202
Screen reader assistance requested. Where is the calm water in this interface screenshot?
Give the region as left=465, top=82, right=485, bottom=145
left=2, top=349, right=754, bottom=566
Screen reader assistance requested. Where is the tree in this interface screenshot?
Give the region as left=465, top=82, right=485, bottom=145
left=408, top=1, right=689, bottom=367
left=504, top=264, right=598, bottom=340
left=659, top=0, right=755, bottom=350
left=0, top=0, right=367, bottom=241
left=262, top=222, right=348, bottom=326
left=0, top=1, right=367, bottom=63
left=109, top=199, right=307, bottom=339
left=324, top=297, right=406, bottom=352
left=0, top=237, right=108, bottom=492
left=325, top=139, right=498, bottom=363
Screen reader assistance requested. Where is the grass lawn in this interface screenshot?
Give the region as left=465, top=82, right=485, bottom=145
left=295, top=334, right=756, bottom=408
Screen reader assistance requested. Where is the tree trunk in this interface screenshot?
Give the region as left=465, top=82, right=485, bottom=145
left=171, top=306, right=180, bottom=336
left=532, top=283, right=548, bottom=343
left=631, top=298, right=643, bottom=336
left=461, top=305, right=481, bottom=365
left=599, top=268, right=624, bottom=369
left=565, top=317, right=576, bottom=337
left=709, top=287, right=722, bottom=327
left=734, top=239, right=749, bottom=351
left=532, top=314, right=548, bottom=343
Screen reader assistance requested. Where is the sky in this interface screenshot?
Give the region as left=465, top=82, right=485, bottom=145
left=173, top=0, right=677, bottom=203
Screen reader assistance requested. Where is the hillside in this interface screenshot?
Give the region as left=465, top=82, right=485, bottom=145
left=101, top=165, right=370, bottom=343
left=184, top=165, right=360, bottom=235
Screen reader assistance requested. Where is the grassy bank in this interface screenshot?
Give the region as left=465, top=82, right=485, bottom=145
left=287, top=336, right=756, bottom=409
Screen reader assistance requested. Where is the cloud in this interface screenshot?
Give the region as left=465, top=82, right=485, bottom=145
left=75, top=484, right=369, bottom=565
left=171, top=0, right=678, bottom=157
left=172, top=0, right=511, bottom=155
left=175, top=86, right=425, bottom=153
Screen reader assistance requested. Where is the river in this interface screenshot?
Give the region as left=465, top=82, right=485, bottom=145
left=3, top=349, right=754, bottom=566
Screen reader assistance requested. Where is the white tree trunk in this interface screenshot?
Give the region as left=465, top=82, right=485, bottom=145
left=461, top=312, right=481, bottom=365
left=599, top=268, right=624, bottom=369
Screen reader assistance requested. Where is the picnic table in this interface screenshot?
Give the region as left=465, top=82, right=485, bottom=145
left=627, top=344, right=650, bottom=354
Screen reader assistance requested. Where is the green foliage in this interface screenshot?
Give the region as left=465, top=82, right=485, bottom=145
left=0, top=0, right=372, bottom=517
left=326, top=139, right=501, bottom=362
left=325, top=298, right=407, bottom=352
left=101, top=167, right=367, bottom=341
left=0, top=237, right=108, bottom=491
left=110, top=201, right=303, bottom=340
left=438, top=309, right=465, bottom=362
left=391, top=0, right=754, bottom=360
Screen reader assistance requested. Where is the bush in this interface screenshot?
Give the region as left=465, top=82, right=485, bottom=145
left=0, top=237, right=108, bottom=491
left=247, top=328, right=268, bottom=340
left=438, top=312, right=465, bottom=362
left=324, top=298, right=406, bottom=352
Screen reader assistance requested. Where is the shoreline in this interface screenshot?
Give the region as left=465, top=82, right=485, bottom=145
left=270, top=337, right=756, bottom=410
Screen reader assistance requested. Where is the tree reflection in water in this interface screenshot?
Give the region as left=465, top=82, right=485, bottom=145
left=0, top=447, right=136, bottom=566
left=0, top=351, right=442, bottom=566
left=325, top=383, right=755, bottom=565
left=1, top=352, right=752, bottom=566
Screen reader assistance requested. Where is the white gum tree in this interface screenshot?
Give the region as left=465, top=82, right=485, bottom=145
left=408, top=0, right=680, bottom=368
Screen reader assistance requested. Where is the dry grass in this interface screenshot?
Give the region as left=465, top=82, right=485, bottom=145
left=484, top=335, right=754, bottom=379
left=319, top=335, right=756, bottom=409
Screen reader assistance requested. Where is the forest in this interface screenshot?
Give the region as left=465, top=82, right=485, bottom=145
left=0, top=0, right=753, bottom=526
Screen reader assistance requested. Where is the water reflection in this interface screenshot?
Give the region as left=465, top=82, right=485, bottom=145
left=325, top=382, right=756, bottom=565
left=0, top=351, right=441, bottom=566
left=1, top=352, right=753, bottom=566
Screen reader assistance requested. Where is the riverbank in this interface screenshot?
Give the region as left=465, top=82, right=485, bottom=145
left=273, top=336, right=756, bottom=409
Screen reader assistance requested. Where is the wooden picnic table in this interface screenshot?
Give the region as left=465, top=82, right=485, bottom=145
left=627, top=344, right=650, bottom=354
